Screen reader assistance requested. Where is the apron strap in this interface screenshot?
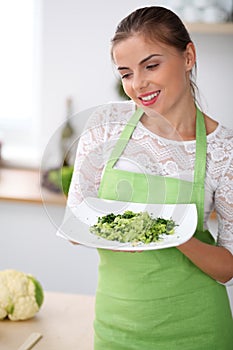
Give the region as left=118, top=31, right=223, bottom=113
left=106, top=106, right=207, bottom=232
left=194, top=108, right=207, bottom=185
left=106, top=108, right=144, bottom=169
left=193, top=108, right=207, bottom=232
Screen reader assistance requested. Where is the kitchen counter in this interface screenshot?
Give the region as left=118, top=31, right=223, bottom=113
left=1, top=291, right=95, bottom=350
left=0, top=167, right=66, bottom=205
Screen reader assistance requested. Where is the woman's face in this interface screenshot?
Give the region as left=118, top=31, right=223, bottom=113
left=112, top=34, right=195, bottom=118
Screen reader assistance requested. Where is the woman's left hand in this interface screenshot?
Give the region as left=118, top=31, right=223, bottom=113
left=177, top=237, right=233, bottom=283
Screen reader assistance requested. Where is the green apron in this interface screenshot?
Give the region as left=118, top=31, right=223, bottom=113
left=94, top=108, right=233, bottom=349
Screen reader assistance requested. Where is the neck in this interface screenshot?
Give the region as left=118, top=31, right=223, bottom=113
left=141, top=102, right=197, bottom=141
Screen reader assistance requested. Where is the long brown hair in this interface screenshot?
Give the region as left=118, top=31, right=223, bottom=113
left=111, top=6, right=198, bottom=102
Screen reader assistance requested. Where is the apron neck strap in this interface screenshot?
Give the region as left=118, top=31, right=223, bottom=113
left=107, top=107, right=207, bottom=179
left=107, top=107, right=144, bottom=169
left=194, top=107, right=207, bottom=232
left=194, top=108, right=207, bottom=185
left=106, top=106, right=207, bottom=231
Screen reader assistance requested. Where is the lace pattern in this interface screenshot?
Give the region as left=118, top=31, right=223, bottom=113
left=67, top=101, right=233, bottom=255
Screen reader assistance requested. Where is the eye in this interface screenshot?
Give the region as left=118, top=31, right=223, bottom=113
left=146, top=63, right=159, bottom=70
left=121, top=72, right=133, bottom=80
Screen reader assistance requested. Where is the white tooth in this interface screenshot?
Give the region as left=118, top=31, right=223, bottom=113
left=142, top=92, right=158, bottom=101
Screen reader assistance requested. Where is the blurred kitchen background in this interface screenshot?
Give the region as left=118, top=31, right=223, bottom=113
left=0, top=0, right=232, bottom=311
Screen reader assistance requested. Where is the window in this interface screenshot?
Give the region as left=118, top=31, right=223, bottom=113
left=0, top=0, right=41, bottom=166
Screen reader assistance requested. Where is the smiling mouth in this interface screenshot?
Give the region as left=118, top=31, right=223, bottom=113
left=139, top=91, right=160, bottom=102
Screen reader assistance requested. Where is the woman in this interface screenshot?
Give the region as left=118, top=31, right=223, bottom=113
left=67, top=6, right=233, bottom=349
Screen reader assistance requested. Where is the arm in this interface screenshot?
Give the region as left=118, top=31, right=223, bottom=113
left=67, top=106, right=108, bottom=209
left=67, top=102, right=134, bottom=208
left=177, top=238, right=233, bottom=283
left=63, top=107, right=108, bottom=244
left=177, top=147, right=233, bottom=284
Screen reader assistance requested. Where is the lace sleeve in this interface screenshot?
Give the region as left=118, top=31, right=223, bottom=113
left=66, top=102, right=134, bottom=209
left=215, top=150, right=233, bottom=255
left=67, top=106, right=108, bottom=208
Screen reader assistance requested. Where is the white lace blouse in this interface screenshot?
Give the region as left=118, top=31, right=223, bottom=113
left=67, top=101, right=233, bottom=260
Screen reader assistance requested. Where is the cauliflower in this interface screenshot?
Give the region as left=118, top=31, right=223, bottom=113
left=0, top=269, right=44, bottom=321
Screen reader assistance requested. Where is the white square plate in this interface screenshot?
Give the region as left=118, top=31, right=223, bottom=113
left=58, top=197, right=197, bottom=251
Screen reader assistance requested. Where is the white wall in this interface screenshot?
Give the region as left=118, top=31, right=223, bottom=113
left=0, top=201, right=99, bottom=295
left=193, top=32, right=233, bottom=126
left=39, top=0, right=233, bottom=154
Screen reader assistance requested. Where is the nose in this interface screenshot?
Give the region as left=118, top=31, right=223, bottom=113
left=132, top=72, right=149, bottom=91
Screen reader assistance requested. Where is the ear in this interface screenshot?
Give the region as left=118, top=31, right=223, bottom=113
left=184, top=42, right=196, bottom=71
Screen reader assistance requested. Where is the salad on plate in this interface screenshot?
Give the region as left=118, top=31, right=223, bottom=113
left=90, top=210, right=177, bottom=245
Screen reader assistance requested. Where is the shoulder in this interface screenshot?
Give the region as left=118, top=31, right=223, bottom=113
left=204, top=114, right=218, bottom=135
left=207, top=124, right=233, bottom=171
left=208, top=124, right=233, bottom=144
left=204, top=113, right=233, bottom=141
left=85, top=100, right=135, bottom=127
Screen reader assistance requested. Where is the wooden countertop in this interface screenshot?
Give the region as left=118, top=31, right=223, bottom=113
left=0, top=291, right=95, bottom=350
left=0, top=167, right=66, bottom=205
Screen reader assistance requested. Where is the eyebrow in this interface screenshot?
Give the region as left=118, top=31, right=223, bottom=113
left=117, top=54, right=162, bottom=71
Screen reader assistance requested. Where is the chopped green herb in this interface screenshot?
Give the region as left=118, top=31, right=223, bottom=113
left=90, top=211, right=177, bottom=244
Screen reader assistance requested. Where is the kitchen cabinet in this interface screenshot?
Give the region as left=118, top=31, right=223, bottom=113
left=186, top=22, right=233, bottom=34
